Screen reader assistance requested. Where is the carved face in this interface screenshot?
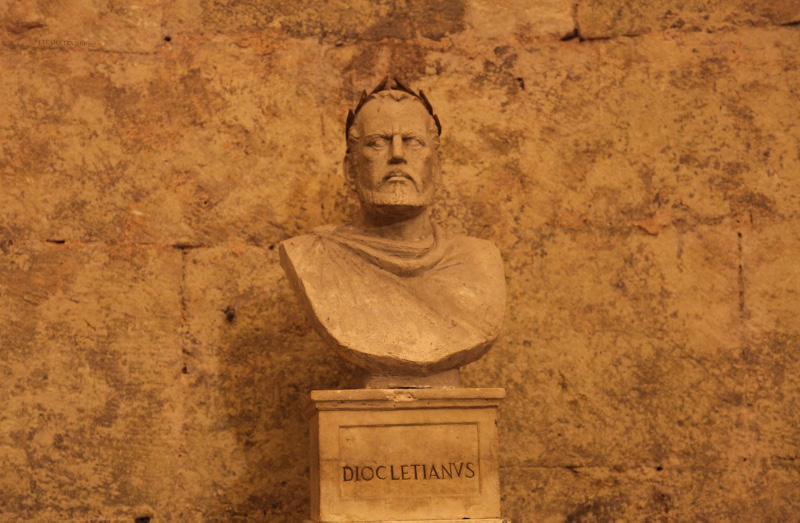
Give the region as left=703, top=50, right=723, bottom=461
left=346, top=96, right=441, bottom=218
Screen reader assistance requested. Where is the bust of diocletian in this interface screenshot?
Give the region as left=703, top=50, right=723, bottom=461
left=279, top=77, right=505, bottom=388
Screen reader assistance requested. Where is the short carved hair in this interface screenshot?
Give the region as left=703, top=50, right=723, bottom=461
left=345, top=76, right=441, bottom=153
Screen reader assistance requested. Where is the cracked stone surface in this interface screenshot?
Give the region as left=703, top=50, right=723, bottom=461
left=1, top=0, right=798, bottom=520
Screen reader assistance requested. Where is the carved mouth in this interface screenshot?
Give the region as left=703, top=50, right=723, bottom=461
left=382, top=171, right=414, bottom=183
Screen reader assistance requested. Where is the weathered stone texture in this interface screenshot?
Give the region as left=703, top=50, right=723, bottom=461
left=1, top=0, right=163, bottom=53
left=487, top=225, right=744, bottom=468
left=0, top=242, right=182, bottom=519
left=577, top=0, right=800, bottom=39
left=1, top=0, right=798, bottom=520
left=466, top=0, right=574, bottom=41
left=741, top=219, right=800, bottom=464
left=0, top=44, right=329, bottom=246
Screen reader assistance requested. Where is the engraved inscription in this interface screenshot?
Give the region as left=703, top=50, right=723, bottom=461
left=342, top=462, right=477, bottom=481
left=338, top=423, right=480, bottom=499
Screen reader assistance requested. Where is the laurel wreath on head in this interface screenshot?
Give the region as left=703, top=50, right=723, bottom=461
left=345, top=75, right=442, bottom=140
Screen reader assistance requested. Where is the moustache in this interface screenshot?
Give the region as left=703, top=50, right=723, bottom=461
left=381, top=170, right=418, bottom=189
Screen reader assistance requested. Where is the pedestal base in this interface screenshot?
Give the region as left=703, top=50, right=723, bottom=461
left=308, top=388, right=508, bottom=522
left=306, top=519, right=510, bottom=522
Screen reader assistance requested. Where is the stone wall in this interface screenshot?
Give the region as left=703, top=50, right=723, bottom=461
left=2, top=0, right=799, bottom=520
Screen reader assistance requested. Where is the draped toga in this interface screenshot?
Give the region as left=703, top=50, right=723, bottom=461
left=279, top=224, right=505, bottom=375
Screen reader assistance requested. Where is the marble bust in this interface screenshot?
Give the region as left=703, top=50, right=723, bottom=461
left=280, top=77, right=505, bottom=387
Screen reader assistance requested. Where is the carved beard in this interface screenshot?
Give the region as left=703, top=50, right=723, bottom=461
left=356, top=178, right=435, bottom=220
left=358, top=180, right=433, bottom=206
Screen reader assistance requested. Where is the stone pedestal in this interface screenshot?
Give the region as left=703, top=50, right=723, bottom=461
left=306, top=388, right=508, bottom=522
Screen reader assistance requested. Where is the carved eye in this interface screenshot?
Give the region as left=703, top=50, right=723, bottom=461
left=367, top=137, right=390, bottom=149
left=404, top=137, right=424, bottom=149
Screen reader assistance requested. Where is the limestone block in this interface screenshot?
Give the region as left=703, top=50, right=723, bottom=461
left=577, top=0, right=800, bottom=39
left=740, top=219, right=800, bottom=464
left=194, top=0, right=468, bottom=42
left=744, top=219, right=800, bottom=337
left=0, top=241, right=182, bottom=520
left=0, top=41, right=327, bottom=245
left=0, top=51, right=168, bottom=242
left=465, top=0, right=575, bottom=40
left=0, top=0, right=163, bottom=53
left=505, top=28, right=800, bottom=228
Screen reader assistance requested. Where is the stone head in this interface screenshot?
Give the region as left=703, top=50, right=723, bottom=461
left=344, top=78, right=442, bottom=221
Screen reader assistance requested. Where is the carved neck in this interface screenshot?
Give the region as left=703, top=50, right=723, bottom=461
left=358, top=207, right=433, bottom=242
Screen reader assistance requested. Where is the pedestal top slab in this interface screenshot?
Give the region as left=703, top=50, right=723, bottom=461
left=311, top=388, right=505, bottom=411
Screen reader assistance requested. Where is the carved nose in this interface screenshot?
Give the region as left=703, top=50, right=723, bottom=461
left=390, top=134, right=405, bottom=162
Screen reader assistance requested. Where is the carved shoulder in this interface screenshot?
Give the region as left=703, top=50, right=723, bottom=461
left=278, top=233, right=324, bottom=284
left=447, top=235, right=504, bottom=274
